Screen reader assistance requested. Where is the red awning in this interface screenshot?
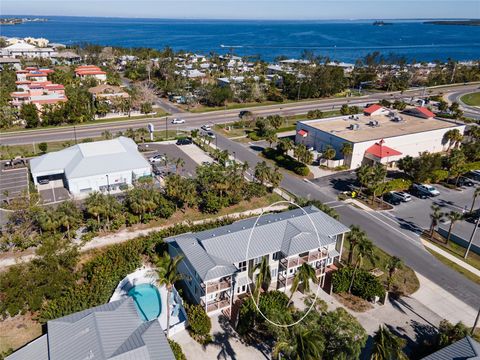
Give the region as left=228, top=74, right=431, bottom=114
left=365, top=139, right=402, bottom=159
left=297, top=129, right=308, bottom=137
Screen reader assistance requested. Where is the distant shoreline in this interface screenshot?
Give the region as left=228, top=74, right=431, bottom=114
left=424, top=20, right=480, bottom=26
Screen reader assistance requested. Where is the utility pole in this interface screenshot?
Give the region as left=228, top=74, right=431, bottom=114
left=73, top=126, right=78, bottom=144
left=473, top=307, right=480, bottom=336
left=165, top=117, right=168, bottom=140
left=464, top=215, right=479, bottom=259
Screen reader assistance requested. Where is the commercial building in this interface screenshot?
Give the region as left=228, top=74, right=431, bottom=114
left=6, top=297, right=175, bottom=360
left=30, top=137, right=151, bottom=197
left=166, top=205, right=349, bottom=316
left=295, top=105, right=465, bottom=169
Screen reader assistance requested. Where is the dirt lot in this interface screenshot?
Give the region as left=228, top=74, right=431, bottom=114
left=0, top=313, right=42, bottom=354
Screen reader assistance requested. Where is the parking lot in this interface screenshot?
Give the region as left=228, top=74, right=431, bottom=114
left=0, top=164, right=29, bottom=205
left=140, top=142, right=209, bottom=178
left=37, top=180, right=71, bottom=204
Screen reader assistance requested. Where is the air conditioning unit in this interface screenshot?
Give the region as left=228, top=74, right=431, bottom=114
left=349, top=123, right=360, bottom=130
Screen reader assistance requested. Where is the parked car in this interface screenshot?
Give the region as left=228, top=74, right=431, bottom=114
left=171, top=118, right=185, bottom=124
left=390, top=191, right=412, bottom=202
left=412, top=183, right=440, bottom=197
left=206, top=131, right=216, bottom=139
left=465, top=209, right=480, bottom=224
left=409, top=187, right=429, bottom=199
left=383, top=193, right=402, bottom=205
left=465, top=170, right=480, bottom=182
left=201, top=124, right=212, bottom=131
left=239, top=110, right=253, bottom=119
left=148, top=154, right=166, bottom=163
left=176, top=138, right=192, bottom=145
left=38, top=178, right=50, bottom=185
left=446, top=177, right=474, bottom=187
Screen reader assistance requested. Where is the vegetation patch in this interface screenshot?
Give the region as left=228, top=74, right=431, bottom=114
left=461, top=92, right=480, bottom=106
left=333, top=292, right=373, bottom=312
left=262, top=147, right=310, bottom=176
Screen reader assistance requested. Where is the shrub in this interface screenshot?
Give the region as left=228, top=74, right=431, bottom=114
left=247, top=131, right=261, bottom=141
left=375, top=178, right=413, bottom=195
left=430, top=169, right=449, bottom=183
left=332, top=267, right=385, bottom=301
left=185, top=303, right=212, bottom=344
left=262, top=148, right=310, bottom=176
left=38, top=142, right=48, bottom=153
left=168, top=339, right=186, bottom=360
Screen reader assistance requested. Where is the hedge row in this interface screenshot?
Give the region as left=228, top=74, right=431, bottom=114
left=332, top=267, right=385, bottom=301
left=262, top=148, right=310, bottom=176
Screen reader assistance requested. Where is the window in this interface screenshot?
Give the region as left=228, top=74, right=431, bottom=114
left=238, top=261, right=247, bottom=272
left=271, top=268, right=278, bottom=279
left=253, top=256, right=263, bottom=266
left=272, top=252, right=281, bottom=261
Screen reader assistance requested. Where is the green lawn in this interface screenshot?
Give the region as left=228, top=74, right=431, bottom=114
left=342, top=236, right=420, bottom=295
left=424, top=235, right=480, bottom=272
left=427, top=249, right=480, bottom=285
left=461, top=92, right=480, bottom=106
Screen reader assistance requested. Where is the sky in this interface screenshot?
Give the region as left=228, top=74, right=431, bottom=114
left=1, top=0, right=479, bottom=20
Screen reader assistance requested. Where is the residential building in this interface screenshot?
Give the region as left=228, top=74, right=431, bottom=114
left=0, top=41, right=55, bottom=58
left=295, top=105, right=465, bottom=169
left=51, top=50, right=81, bottom=65
left=422, top=336, right=480, bottom=360
left=88, top=84, right=130, bottom=101
left=30, top=137, right=152, bottom=197
left=0, top=57, right=21, bottom=70
left=166, top=205, right=349, bottom=316
left=6, top=297, right=175, bottom=360
left=75, top=65, right=107, bottom=82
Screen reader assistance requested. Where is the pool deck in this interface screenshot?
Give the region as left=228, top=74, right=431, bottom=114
left=110, top=267, right=187, bottom=336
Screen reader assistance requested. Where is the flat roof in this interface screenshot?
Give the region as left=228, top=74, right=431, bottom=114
left=299, top=111, right=463, bottom=143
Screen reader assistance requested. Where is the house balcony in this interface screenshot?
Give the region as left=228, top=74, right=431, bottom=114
left=279, top=249, right=329, bottom=269
left=202, top=278, right=232, bottom=294
left=277, top=272, right=295, bottom=288
left=201, top=297, right=231, bottom=313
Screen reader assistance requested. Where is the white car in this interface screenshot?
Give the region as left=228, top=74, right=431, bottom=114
left=171, top=118, right=185, bottom=124
left=390, top=191, right=412, bottom=202
left=148, top=154, right=166, bottom=163
left=201, top=124, right=212, bottom=131
left=414, top=184, right=440, bottom=197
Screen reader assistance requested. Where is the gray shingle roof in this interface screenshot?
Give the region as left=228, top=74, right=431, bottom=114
left=167, top=206, right=349, bottom=281
left=422, top=336, right=480, bottom=360
left=30, top=137, right=151, bottom=180
left=7, top=298, right=175, bottom=360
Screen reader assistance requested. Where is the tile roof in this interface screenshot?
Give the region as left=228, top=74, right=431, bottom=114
left=364, top=104, right=383, bottom=114
left=414, top=107, right=435, bottom=118
left=365, top=139, right=402, bottom=158
left=422, top=336, right=480, bottom=360
left=167, top=206, right=349, bottom=281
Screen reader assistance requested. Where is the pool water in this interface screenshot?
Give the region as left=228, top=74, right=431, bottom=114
left=128, top=283, right=162, bottom=321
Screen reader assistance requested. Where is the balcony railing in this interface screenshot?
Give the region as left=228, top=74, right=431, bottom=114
left=201, top=298, right=230, bottom=313
left=280, top=250, right=328, bottom=268
left=202, top=278, right=231, bottom=294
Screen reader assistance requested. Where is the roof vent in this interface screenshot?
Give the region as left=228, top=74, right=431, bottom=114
left=227, top=230, right=231, bottom=233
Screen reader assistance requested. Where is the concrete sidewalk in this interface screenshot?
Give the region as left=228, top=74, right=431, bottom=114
left=422, top=239, right=480, bottom=277
left=411, top=273, right=478, bottom=327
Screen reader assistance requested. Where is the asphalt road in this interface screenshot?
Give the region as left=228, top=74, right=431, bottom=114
left=446, top=88, right=480, bottom=120
left=2, top=83, right=479, bottom=146
left=214, top=133, right=480, bottom=310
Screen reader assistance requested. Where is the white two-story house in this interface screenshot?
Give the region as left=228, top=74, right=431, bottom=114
left=165, top=205, right=349, bottom=316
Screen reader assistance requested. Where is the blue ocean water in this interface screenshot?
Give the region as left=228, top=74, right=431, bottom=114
left=1, top=16, right=479, bottom=63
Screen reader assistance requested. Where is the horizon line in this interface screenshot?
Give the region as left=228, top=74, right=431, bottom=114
left=2, top=14, right=479, bottom=21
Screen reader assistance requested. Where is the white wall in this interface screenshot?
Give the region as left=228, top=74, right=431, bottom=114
left=296, top=122, right=465, bottom=169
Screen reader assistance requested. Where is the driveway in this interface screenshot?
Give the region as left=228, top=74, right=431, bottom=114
left=37, top=180, right=70, bottom=204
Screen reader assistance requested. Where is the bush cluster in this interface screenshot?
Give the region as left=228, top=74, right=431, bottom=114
left=332, top=266, right=385, bottom=301
left=185, top=303, right=212, bottom=344
left=262, top=148, right=309, bottom=176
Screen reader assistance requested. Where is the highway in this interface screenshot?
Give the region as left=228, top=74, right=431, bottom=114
left=1, top=83, right=479, bottom=146
left=214, top=133, right=480, bottom=310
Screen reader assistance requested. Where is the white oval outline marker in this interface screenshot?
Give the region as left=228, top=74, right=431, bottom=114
left=244, top=200, right=323, bottom=328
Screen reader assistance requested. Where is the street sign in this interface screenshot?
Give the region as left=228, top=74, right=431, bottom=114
left=147, top=123, right=154, bottom=133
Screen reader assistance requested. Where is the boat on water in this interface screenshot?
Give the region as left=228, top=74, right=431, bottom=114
left=373, top=21, right=393, bottom=26
left=220, top=44, right=243, bottom=48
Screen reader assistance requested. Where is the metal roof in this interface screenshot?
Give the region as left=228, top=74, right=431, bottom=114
left=167, top=206, right=349, bottom=281
left=422, top=336, right=480, bottom=360
left=30, top=137, right=151, bottom=180
left=6, top=335, right=49, bottom=360
left=6, top=298, right=175, bottom=360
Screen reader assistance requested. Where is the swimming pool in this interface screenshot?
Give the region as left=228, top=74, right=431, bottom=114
left=128, top=283, right=162, bottom=321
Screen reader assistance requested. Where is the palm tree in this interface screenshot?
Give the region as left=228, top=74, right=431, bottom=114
left=289, top=263, right=318, bottom=303
left=277, top=138, right=294, bottom=155
left=349, top=237, right=376, bottom=294
left=266, top=130, right=278, bottom=148
left=322, top=146, right=336, bottom=161
left=346, top=225, right=368, bottom=265
left=56, top=200, right=82, bottom=241
left=251, top=256, right=271, bottom=303
left=356, top=164, right=372, bottom=196
left=443, top=129, right=463, bottom=152
left=371, top=164, right=387, bottom=203
left=152, top=252, right=186, bottom=338
left=471, top=187, right=480, bottom=213
left=371, top=325, right=407, bottom=360
left=85, top=191, right=105, bottom=226
left=175, top=158, right=185, bottom=175
left=445, top=211, right=463, bottom=245
left=254, top=161, right=270, bottom=186
left=429, top=205, right=444, bottom=238
left=341, top=142, right=353, bottom=166
left=273, top=327, right=324, bottom=360
left=385, top=256, right=403, bottom=291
